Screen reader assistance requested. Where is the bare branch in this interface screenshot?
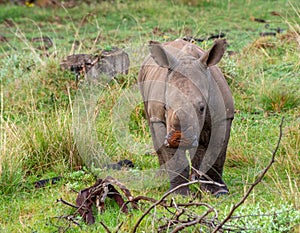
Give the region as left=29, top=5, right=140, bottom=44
left=115, top=221, right=124, bottom=233
left=55, top=215, right=81, bottom=227
left=124, top=195, right=162, bottom=208
left=212, top=117, right=284, bottom=233
left=191, top=167, right=226, bottom=187
left=57, top=198, right=79, bottom=209
left=100, top=221, right=112, bottom=233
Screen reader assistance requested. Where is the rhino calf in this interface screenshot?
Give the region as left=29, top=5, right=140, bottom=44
left=138, top=39, right=234, bottom=196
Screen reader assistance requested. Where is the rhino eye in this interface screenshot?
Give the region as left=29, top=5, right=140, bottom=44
left=199, top=103, right=205, bottom=113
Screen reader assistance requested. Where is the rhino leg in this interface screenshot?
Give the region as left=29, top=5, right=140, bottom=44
left=150, top=122, right=190, bottom=195
left=149, top=121, right=168, bottom=166
left=191, top=117, right=211, bottom=173
left=201, top=118, right=232, bottom=196
left=208, top=118, right=232, bottom=179
left=192, top=145, right=229, bottom=196
left=164, top=148, right=190, bottom=195
left=191, top=118, right=232, bottom=196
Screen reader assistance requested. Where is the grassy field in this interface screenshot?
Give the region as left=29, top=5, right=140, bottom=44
left=1, top=0, right=300, bottom=232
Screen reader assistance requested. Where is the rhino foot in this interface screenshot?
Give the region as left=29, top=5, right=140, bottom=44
left=213, top=189, right=229, bottom=198
left=200, top=182, right=229, bottom=198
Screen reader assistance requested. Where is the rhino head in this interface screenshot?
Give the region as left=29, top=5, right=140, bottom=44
left=148, top=39, right=227, bottom=149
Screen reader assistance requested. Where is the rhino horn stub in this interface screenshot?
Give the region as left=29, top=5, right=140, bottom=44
left=148, top=40, right=178, bottom=69
left=200, top=39, right=227, bottom=67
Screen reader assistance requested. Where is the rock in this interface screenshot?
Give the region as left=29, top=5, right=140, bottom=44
left=60, top=54, right=96, bottom=74
left=87, top=47, right=130, bottom=84
left=60, top=48, right=130, bottom=85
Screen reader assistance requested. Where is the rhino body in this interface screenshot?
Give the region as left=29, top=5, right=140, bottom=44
left=138, top=39, right=234, bottom=196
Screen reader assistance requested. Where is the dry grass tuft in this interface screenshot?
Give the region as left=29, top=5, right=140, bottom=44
left=260, top=82, right=300, bottom=113
left=279, top=30, right=300, bottom=44
left=247, top=36, right=277, bottom=50
left=281, top=122, right=300, bottom=174
left=0, top=119, right=27, bottom=194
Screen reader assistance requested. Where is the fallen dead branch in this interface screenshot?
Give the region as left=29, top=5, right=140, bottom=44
left=58, top=176, right=138, bottom=226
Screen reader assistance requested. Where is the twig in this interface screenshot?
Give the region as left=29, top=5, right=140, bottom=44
left=55, top=215, right=81, bottom=227
left=164, top=201, right=217, bottom=229
left=57, top=198, right=79, bottom=209
left=70, top=188, right=79, bottom=194
left=171, top=207, right=214, bottom=233
left=212, top=117, right=284, bottom=233
left=132, top=180, right=199, bottom=233
left=158, top=217, right=184, bottom=232
left=100, top=221, right=112, bottom=233
left=115, top=221, right=124, bottom=233
left=129, top=195, right=163, bottom=204
left=191, top=167, right=226, bottom=187
left=132, top=178, right=224, bottom=232
left=175, top=202, right=215, bottom=209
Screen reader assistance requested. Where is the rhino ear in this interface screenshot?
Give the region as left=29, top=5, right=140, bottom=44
left=200, top=39, right=227, bottom=67
left=148, top=41, right=177, bottom=68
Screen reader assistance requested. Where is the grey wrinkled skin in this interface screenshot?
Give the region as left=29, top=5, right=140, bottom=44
left=138, top=39, right=234, bottom=196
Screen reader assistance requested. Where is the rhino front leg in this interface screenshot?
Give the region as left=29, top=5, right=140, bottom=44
left=149, top=121, right=168, bottom=167
left=200, top=118, right=232, bottom=196
left=206, top=118, right=232, bottom=179
left=150, top=121, right=190, bottom=195
left=164, top=148, right=190, bottom=195
left=191, top=145, right=229, bottom=196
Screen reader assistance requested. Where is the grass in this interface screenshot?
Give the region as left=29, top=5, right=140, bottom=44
left=1, top=0, right=300, bottom=232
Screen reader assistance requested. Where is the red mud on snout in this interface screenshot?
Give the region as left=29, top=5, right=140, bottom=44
left=164, top=130, right=198, bottom=148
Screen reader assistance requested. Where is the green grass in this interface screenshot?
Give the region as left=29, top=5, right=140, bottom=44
left=1, top=0, right=300, bottom=232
